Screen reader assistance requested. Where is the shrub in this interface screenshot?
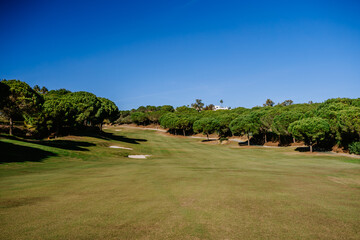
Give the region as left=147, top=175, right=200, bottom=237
left=349, top=142, right=360, bottom=155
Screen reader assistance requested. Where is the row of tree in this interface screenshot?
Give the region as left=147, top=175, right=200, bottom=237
left=120, top=98, right=359, bottom=153
left=1, top=79, right=359, bottom=153
left=0, top=79, right=119, bottom=137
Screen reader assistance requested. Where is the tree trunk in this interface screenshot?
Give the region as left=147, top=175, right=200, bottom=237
left=279, top=134, right=281, bottom=145
left=9, top=117, right=13, bottom=136
left=55, top=124, right=60, bottom=138
left=293, top=137, right=296, bottom=143
left=247, top=133, right=250, bottom=146
left=264, top=133, right=267, bottom=143
left=183, top=129, right=186, bottom=136
left=310, top=144, right=313, bottom=153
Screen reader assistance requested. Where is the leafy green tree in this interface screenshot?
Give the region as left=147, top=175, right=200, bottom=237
left=34, top=85, right=48, bottom=95
left=349, top=142, right=360, bottom=155
left=204, top=104, right=215, bottom=110
left=68, top=91, right=101, bottom=126
left=315, top=100, right=350, bottom=141
left=159, top=112, right=178, bottom=133
left=288, top=117, right=330, bottom=152
left=272, top=111, right=303, bottom=143
left=160, top=105, right=174, bottom=112
left=263, top=99, right=275, bottom=107
left=47, top=88, right=72, bottom=96
left=41, top=94, right=76, bottom=136
left=130, top=112, right=148, bottom=125
left=280, top=99, right=293, bottom=106
left=193, top=117, right=220, bottom=140
left=0, top=81, right=10, bottom=110
left=146, top=111, right=163, bottom=125
left=337, top=107, right=360, bottom=141
left=95, top=97, right=119, bottom=130
left=259, top=108, right=281, bottom=143
left=137, top=106, right=147, bottom=112
left=145, top=105, right=157, bottom=112
left=191, top=99, right=204, bottom=112
left=232, top=107, right=249, bottom=115
left=217, top=113, right=238, bottom=137
left=0, top=80, right=43, bottom=135
left=175, top=115, right=191, bottom=136
left=40, top=86, right=48, bottom=95
left=116, top=110, right=132, bottom=124
left=33, top=85, right=41, bottom=93
left=230, top=114, right=261, bottom=146
left=176, top=105, right=197, bottom=113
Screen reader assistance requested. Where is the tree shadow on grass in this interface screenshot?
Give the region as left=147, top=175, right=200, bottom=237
left=34, top=140, right=96, bottom=151
left=295, top=146, right=328, bottom=152
left=0, top=141, right=57, bottom=163
left=1, top=135, right=96, bottom=151
left=237, top=140, right=250, bottom=146
left=295, top=147, right=310, bottom=152
left=75, top=131, right=148, bottom=145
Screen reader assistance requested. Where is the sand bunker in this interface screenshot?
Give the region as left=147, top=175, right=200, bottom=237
left=109, top=146, right=133, bottom=150
left=128, top=155, right=151, bottom=159
left=115, top=129, right=122, bottom=131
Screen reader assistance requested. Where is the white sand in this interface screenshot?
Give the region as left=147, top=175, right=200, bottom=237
left=109, top=146, right=133, bottom=150
left=128, top=155, right=151, bottom=159
left=115, top=129, right=122, bottom=131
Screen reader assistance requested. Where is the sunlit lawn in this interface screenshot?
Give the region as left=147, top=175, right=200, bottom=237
left=1, top=127, right=359, bottom=239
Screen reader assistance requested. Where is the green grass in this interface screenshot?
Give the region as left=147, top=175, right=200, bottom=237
left=1, top=127, right=360, bottom=239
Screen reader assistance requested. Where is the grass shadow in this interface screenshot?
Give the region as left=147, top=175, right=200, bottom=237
left=295, top=146, right=329, bottom=152
left=295, top=147, right=310, bottom=152
left=75, top=131, right=148, bottom=145
left=1, top=135, right=96, bottom=151
left=238, top=140, right=250, bottom=146
left=201, top=139, right=217, bottom=142
left=34, top=140, right=96, bottom=151
left=0, top=141, right=57, bottom=163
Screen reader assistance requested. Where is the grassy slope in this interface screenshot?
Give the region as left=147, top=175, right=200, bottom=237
left=0, top=127, right=360, bottom=240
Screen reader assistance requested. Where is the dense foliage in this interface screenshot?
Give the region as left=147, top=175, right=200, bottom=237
left=288, top=118, right=330, bottom=152
left=0, top=80, right=43, bottom=135
left=0, top=79, right=119, bottom=137
left=349, top=142, right=360, bottom=155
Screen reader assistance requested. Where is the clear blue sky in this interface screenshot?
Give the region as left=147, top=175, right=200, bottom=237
left=1, top=0, right=359, bottom=110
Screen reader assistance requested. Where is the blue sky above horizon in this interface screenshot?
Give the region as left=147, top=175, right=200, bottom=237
left=1, top=0, right=359, bottom=110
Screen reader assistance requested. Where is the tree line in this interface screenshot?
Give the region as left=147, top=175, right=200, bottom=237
left=1, top=79, right=359, bottom=154
left=118, top=99, right=360, bottom=154
left=0, top=79, right=119, bottom=137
